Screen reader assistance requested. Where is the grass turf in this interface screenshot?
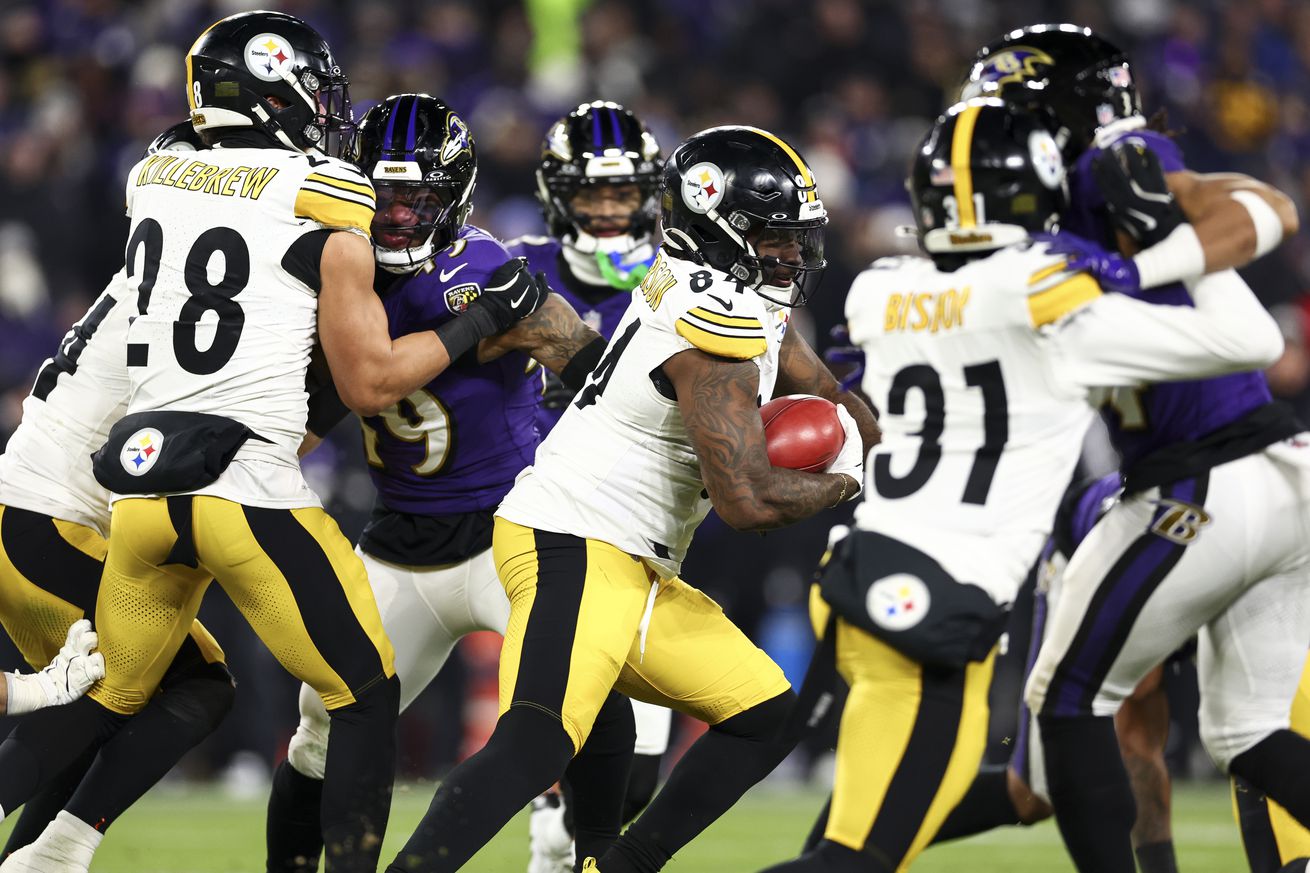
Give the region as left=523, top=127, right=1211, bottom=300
left=0, top=779, right=1246, bottom=872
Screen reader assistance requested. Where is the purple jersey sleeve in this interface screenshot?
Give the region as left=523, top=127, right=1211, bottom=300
left=1067, top=128, right=1185, bottom=244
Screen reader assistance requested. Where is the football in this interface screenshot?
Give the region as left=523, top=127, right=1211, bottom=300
left=760, top=394, right=844, bottom=473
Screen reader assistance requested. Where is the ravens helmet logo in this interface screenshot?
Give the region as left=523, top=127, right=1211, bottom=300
left=440, top=112, right=473, bottom=166
left=970, top=46, right=1056, bottom=92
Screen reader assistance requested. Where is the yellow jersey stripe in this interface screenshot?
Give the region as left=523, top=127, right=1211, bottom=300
left=186, top=18, right=225, bottom=111
left=1028, top=261, right=1068, bottom=287
left=745, top=127, right=817, bottom=202
left=306, top=174, right=376, bottom=201
left=950, top=103, right=983, bottom=229
left=676, top=318, right=768, bottom=360
left=685, top=307, right=764, bottom=330
left=295, top=189, right=374, bottom=237
left=1028, top=274, right=1102, bottom=327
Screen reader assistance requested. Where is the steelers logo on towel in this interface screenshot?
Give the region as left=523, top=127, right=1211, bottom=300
left=121, top=428, right=164, bottom=477
left=866, top=574, right=930, bottom=631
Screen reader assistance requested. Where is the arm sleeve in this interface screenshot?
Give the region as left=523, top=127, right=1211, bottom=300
left=1048, top=269, right=1284, bottom=388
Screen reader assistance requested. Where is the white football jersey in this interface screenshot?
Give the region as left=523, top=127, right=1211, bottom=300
left=848, top=243, right=1281, bottom=605
left=498, top=250, right=789, bottom=578
left=119, top=144, right=374, bottom=507
left=0, top=271, right=134, bottom=535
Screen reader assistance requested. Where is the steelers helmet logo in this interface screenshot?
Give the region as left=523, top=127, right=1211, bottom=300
left=1028, top=129, right=1064, bottom=189
left=244, top=33, right=297, bottom=83
left=120, top=428, right=164, bottom=477
left=682, top=162, right=726, bottom=214
left=866, top=574, right=931, bottom=631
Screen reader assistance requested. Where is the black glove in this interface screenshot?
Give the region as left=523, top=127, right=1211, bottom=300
left=467, top=257, right=549, bottom=334
left=1091, top=139, right=1186, bottom=248
left=541, top=370, right=576, bottom=410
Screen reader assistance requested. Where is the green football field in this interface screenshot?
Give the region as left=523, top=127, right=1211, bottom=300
left=0, top=780, right=1250, bottom=872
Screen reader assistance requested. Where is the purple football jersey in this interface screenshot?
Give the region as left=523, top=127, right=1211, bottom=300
left=1065, top=128, right=1272, bottom=469
left=362, top=225, right=539, bottom=514
left=507, top=236, right=634, bottom=434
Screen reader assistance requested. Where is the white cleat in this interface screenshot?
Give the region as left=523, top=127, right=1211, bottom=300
left=527, top=789, right=575, bottom=873
left=0, top=812, right=100, bottom=873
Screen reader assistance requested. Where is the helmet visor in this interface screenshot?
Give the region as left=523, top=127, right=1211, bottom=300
left=372, top=182, right=460, bottom=251
left=309, top=71, right=354, bottom=158
left=745, top=223, right=827, bottom=306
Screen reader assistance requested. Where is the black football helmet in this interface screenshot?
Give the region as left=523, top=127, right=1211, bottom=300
left=186, top=11, right=353, bottom=157
left=660, top=126, right=828, bottom=307
left=961, top=24, right=1139, bottom=163
left=536, top=101, right=662, bottom=253
left=351, top=94, right=477, bottom=274
left=145, top=120, right=205, bottom=157
left=910, top=98, right=1068, bottom=259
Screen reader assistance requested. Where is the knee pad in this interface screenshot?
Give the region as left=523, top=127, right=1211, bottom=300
left=153, top=660, right=235, bottom=736
left=288, top=683, right=332, bottom=780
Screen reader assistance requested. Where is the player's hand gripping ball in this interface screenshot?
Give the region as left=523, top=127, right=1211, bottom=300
left=760, top=394, right=844, bottom=473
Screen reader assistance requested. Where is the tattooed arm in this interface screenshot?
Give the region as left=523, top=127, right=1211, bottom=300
left=663, top=348, right=856, bottom=531
left=774, top=328, right=881, bottom=456
left=476, top=292, right=602, bottom=374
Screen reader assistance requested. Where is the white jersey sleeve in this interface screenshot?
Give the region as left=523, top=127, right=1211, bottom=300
left=1043, top=268, right=1284, bottom=389
left=497, top=250, right=788, bottom=578
left=0, top=272, right=135, bottom=535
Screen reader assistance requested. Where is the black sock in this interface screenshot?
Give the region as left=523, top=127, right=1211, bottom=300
left=930, top=765, right=1020, bottom=844
left=600, top=690, right=797, bottom=873
left=563, top=691, right=634, bottom=867
left=321, top=675, right=399, bottom=873
left=65, top=656, right=235, bottom=831
left=801, top=796, right=830, bottom=854
left=1231, top=730, right=1310, bottom=829
left=0, top=697, right=124, bottom=816
left=759, top=839, right=881, bottom=873
left=621, top=753, right=662, bottom=825
left=1040, top=714, right=1136, bottom=873
left=1134, top=840, right=1178, bottom=873
left=267, top=760, right=326, bottom=873
left=388, top=704, right=573, bottom=873
left=1, top=745, right=97, bottom=858
left=1234, top=775, right=1285, bottom=873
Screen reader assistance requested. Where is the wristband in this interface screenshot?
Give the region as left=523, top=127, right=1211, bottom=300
left=5, top=671, right=47, bottom=715
left=1230, top=189, right=1284, bottom=259
left=560, top=336, right=608, bottom=390
left=433, top=305, right=499, bottom=363
left=1132, top=223, right=1206, bottom=290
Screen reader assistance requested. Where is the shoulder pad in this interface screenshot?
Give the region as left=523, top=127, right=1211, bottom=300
left=674, top=302, right=768, bottom=360
left=294, top=159, right=376, bottom=237
left=1027, top=265, right=1103, bottom=328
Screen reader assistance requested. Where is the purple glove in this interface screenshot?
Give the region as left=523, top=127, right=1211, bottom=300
left=1032, top=232, right=1142, bottom=295
left=824, top=325, right=865, bottom=393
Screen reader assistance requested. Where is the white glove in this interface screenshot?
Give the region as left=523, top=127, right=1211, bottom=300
left=5, top=619, right=105, bottom=715
left=824, top=404, right=865, bottom=502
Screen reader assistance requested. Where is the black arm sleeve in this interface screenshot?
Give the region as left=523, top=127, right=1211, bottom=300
left=560, top=336, right=608, bottom=390
left=306, top=382, right=352, bottom=438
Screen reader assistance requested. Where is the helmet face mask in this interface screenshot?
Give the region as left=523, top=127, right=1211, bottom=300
left=351, top=94, right=478, bottom=274
left=660, top=125, right=828, bottom=308
left=536, top=101, right=662, bottom=257
left=187, top=11, right=354, bottom=157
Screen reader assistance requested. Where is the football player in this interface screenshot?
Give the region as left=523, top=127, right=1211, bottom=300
left=382, top=125, right=879, bottom=873
left=906, top=25, right=1303, bottom=873
left=264, top=92, right=641, bottom=873
left=759, top=97, right=1284, bottom=873
left=957, top=26, right=1310, bottom=873
left=0, top=122, right=241, bottom=873
left=507, top=100, right=672, bottom=872
left=0, top=13, right=543, bottom=873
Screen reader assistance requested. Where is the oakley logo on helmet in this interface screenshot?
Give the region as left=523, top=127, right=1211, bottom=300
left=243, top=33, right=296, bottom=83
left=682, top=162, right=726, bottom=215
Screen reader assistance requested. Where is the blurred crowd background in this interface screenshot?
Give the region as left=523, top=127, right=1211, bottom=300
left=0, top=0, right=1305, bottom=792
